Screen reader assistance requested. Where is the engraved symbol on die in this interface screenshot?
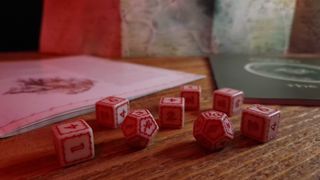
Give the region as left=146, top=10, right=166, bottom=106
left=143, top=120, right=152, bottom=132
left=254, top=105, right=273, bottom=114
left=134, top=110, right=146, bottom=116
left=169, top=98, right=177, bottom=102
left=225, top=122, right=231, bottom=129
left=108, top=97, right=121, bottom=103
left=140, top=117, right=156, bottom=136
left=120, top=109, right=126, bottom=118
left=187, top=85, right=197, bottom=90
left=206, top=111, right=223, bottom=119
left=65, top=124, right=78, bottom=129
left=70, top=143, right=85, bottom=153
left=224, top=121, right=232, bottom=134
left=271, top=122, right=277, bottom=131
left=235, top=99, right=241, bottom=108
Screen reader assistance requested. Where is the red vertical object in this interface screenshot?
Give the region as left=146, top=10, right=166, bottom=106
left=289, top=0, right=320, bottom=54
left=40, top=0, right=121, bottom=58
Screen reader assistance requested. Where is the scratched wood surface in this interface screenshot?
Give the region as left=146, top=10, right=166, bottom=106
left=0, top=53, right=319, bottom=179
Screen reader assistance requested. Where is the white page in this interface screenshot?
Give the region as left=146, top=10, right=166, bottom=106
left=0, top=55, right=204, bottom=137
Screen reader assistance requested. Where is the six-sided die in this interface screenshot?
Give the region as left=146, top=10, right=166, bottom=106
left=180, top=85, right=201, bottom=111
left=213, top=88, right=244, bottom=116
left=96, top=96, right=129, bottom=128
left=159, top=97, right=185, bottom=129
left=52, top=119, right=95, bottom=167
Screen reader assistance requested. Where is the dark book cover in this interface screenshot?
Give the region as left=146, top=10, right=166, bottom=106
left=210, top=55, right=320, bottom=106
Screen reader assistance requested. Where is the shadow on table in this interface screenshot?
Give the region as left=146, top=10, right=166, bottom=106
left=154, top=131, right=260, bottom=162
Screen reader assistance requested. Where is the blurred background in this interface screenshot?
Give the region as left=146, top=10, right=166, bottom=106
left=0, top=0, right=319, bottom=56
left=0, top=1, right=43, bottom=52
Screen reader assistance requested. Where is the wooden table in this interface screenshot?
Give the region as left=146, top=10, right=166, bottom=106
left=0, top=53, right=319, bottom=179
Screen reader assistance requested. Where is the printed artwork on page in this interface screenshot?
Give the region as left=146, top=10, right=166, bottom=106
left=0, top=56, right=204, bottom=138
left=212, top=0, right=296, bottom=54
left=121, top=0, right=215, bottom=57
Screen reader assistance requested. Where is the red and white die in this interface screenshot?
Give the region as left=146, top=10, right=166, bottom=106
left=121, top=109, right=159, bottom=149
left=241, top=105, right=280, bottom=143
left=180, top=85, right=201, bottom=111
left=96, top=96, right=129, bottom=128
left=51, top=119, right=95, bottom=167
left=193, top=110, right=234, bottom=151
left=213, top=88, right=244, bottom=116
left=159, top=97, right=185, bottom=129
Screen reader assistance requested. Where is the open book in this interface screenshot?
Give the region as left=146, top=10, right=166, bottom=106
left=0, top=56, right=204, bottom=138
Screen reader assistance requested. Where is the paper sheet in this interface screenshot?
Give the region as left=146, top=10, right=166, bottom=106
left=0, top=55, right=204, bottom=138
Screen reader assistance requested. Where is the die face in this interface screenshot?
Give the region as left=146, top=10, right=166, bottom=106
left=213, top=88, right=244, bottom=116
left=267, top=113, right=280, bottom=141
left=159, top=106, right=184, bottom=129
left=160, top=97, right=184, bottom=106
left=241, top=111, right=267, bottom=142
left=231, top=94, right=244, bottom=115
left=222, top=116, right=234, bottom=138
left=96, top=97, right=129, bottom=128
left=129, top=109, right=151, bottom=118
left=55, top=120, right=90, bottom=136
left=181, top=85, right=201, bottom=92
left=115, top=102, right=129, bottom=127
left=216, top=88, right=243, bottom=96
left=138, top=116, right=159, bottom=139
left=247, top=105, right=279, bottom=117
left=181, top=92, right=200, bottom=110
left=213, top=93, right=231, bottom=116
left=121, top=116, right=138, bottom=139
left=201, top=110, right=226, bottom=120
left=61, top=132, right=94, bottom=166
left=203, top=120, right=225, bottom=144
left=52, top=119, right=94, bottom=166
left=121, top=110, right=159, bottom=148
left=100, top=96, right=127, bottom=106
left=194, top=111, right=233, bottom=151
left=96, top=104, right=116, bottom=128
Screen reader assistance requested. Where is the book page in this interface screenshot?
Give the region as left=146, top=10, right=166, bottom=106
left=0, top=56, right=204, bottom=137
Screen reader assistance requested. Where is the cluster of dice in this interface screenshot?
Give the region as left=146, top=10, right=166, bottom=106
left=51, top=85, right=280, bottom=167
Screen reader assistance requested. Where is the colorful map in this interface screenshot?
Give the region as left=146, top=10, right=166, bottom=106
left=212, top=0, right=296, bottom=54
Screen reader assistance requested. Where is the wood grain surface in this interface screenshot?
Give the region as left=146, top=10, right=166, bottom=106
left=0, top=53, right=319, bottom=179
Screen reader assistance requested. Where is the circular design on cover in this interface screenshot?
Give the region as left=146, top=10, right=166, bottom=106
left=244, top=62, right=320, bottom=83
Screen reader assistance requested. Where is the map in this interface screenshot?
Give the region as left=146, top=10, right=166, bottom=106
left=121, top=0, right=214, bottom=57
left=212, top=0, right=296, bottom=54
